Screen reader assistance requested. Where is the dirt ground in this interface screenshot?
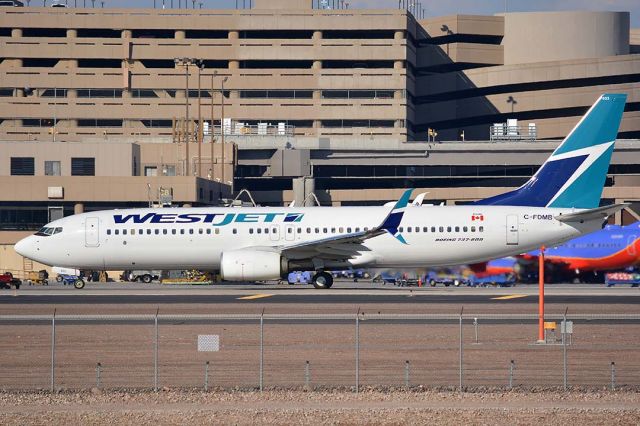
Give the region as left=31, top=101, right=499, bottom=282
left=1, top=389, right=639, bottom=425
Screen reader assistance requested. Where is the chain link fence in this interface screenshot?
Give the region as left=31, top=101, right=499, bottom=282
left=1, top=313, right=639, bottom=392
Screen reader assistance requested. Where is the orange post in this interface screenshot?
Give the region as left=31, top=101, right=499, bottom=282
left=538, top=246, right=545, bottom=342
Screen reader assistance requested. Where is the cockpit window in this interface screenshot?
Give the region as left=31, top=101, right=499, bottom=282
left=35, top=227, right=62, bottom=236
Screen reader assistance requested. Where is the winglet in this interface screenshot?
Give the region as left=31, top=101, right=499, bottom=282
left=381, top=189, right=413, bottom=244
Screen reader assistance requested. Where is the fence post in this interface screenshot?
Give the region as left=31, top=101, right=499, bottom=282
left=509, top=360, right=514, bottom=389
left=459, top=307, right=464, bottom=392
left=305, top=360, right=310, bottom=388
left=404, top=360, right=410, bottom=388
left=355, top=308, right=360, bottom=394
left=473, top=317, right=478, bottom=344
left=563, top=307, right=568, bottom=391
left=204, top=361, right=209, bottom=391
left=50, top=308, right=56, bottom=393
left=259, top=309, right=264, bottom=392
left=154, top=308, right=158, bottom=392
left=610, top=362, right=616, bottom=391
left=96, top=362, right=102, bottom=388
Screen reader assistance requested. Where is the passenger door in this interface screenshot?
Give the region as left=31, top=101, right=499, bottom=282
left=506, top=214, right=519, bottom=245
left=85, top=217, right=100, bottom=247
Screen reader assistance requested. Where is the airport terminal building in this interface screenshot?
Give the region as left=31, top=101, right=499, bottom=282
left=1, top=1, right=640, bottom=272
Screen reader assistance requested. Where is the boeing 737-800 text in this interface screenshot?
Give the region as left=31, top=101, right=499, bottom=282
left=15, top=94, right=628, bottom=288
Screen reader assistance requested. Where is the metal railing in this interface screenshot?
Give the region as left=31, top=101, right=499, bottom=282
left=0, top=312, right=639, bottom=392
left=490, top=125, right=537, bottom=141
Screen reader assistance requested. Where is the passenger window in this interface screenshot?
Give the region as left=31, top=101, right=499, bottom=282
left=257, top=228, right=261, bottom=234
left=355, top=227, right=360, bottom=232
left=163, top=229, right=167, bottom=235
left=107, top=229, right=111, bottom=235
left=115, top=229, right=119, bottom=235
left=180, top=229, right=185, bottom=235
left=264, top=228, right=269, bottom=234
left=471, top=226, right=476, bottom=232
left=146, top=229, right=151, bottom=235
left=306, top=227, right=311, bottom=233
left=155, top=229, right=160, bottom=235
left=406, top=227, right=411, bottom=233
left=331, top=227, right=336, bottom=233
left=249, top=228, right=254, bottom=234
left=431, top=227, right=436, bottom=232
left=455, top=226, right=460, bottom=232
left=315, top=227, right=320, bottom=233
left=479, top=226, right=484, bottom=232
left=399, top=227, right=404, bottom=232
left=198, top=229, right=203, bottom=234
left=364, top=227, right=369, bottom=231
left=463, top=226, right=468, bottom=232
left=123, top=229, right=128, bottom=235
left=323, top=228, right=328, bottom=233
left=233, top=228, right=237, bottom=234
left=439, top=226, right=444, bottom=232
left=347, top=227, right=352, bottom=233
left=215, top=228, right=220, bottom=234
left=138, top=229, right=143, bottom=235
left=206, top=229, right=211, bottom=235
left=423, top=227, right=428, bottom=232
left=339, top=227, right=344, bottom=233
left=189, top=229, right=194, bottom=235
left=172, top=229, right=177, bottom=235
left=287, top=228, right=292, bottom=234
left=131, top=229, right=135, bottom=235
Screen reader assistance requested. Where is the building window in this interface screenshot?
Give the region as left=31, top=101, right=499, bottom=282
left=144, top=166, right=157, bottom=177
left=71, top=158, right=95, bottom=176
left=44, top=160, right=61, bottom=176
left=11, top=157, right=35, bottom=176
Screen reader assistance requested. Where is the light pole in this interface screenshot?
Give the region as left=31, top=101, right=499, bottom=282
left=507, top=95, right=517, bottom=114
left=174, top=58, right=201, bottom=176
left=210, top=71, right=217, bottom=182
left=220, top=75, right=228, bottom=192
left=197, top=61, right=204, bottom=178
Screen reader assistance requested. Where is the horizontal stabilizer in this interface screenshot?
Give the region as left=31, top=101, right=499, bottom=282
left=555, top=203, right=629, bottom=223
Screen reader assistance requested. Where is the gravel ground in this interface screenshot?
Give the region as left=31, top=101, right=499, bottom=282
left=0, top=389, right=639, bottom=425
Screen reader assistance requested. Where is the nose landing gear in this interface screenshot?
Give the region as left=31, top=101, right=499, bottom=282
left=311, top=271, right=334, bottom=289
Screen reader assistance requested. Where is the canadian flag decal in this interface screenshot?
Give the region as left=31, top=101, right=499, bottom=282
left=471, top=214, right=484, bottom=221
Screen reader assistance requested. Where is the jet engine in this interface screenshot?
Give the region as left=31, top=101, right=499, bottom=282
left=220, top=250, right=287, bottom=281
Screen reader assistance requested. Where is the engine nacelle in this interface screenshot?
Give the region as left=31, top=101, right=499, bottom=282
left=220, top=249, right=286, bottom=281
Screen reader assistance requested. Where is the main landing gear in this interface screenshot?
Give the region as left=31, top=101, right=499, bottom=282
left=311, top=271, right=333, bottom=289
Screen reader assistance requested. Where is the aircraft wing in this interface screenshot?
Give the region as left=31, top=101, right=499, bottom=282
left=278, top=189, right=413, bottom=262
left=555, top=203, right=629, bottom=223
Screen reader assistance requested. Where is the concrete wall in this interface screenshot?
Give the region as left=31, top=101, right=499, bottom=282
left=501, top=11, right=630, bottom=65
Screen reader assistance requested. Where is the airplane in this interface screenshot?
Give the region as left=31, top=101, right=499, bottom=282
left=15, top=94, right=628, bottom=289
left=470, top=222, right=640, bottom=283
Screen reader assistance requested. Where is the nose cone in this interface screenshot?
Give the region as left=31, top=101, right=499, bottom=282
left=14, top=236, right=35, bottom=259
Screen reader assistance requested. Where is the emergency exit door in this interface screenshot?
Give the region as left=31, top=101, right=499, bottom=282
left=85, top=217, right=100, bottom=247
left=506, top=215, right=519, bottom=245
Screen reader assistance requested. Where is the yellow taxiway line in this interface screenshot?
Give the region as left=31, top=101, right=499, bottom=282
left=491, top=294, right=528, bottom=300
left=236, top=294, right=275, bottom=300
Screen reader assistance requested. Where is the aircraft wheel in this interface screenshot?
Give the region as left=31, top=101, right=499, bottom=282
left=312, top=271, right=333, bottom=289
left=429, top=279, right=436, bottom=287
left=74, top=279, right=85, bottom=290
left=56, top=275, right=63, bottom=283
left=142, top=274, right=152, bottom=284
left=453, top=279, right=461, bottom=287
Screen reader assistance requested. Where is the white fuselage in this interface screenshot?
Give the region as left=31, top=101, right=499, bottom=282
left=16, top=205, right=599, bottom=272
